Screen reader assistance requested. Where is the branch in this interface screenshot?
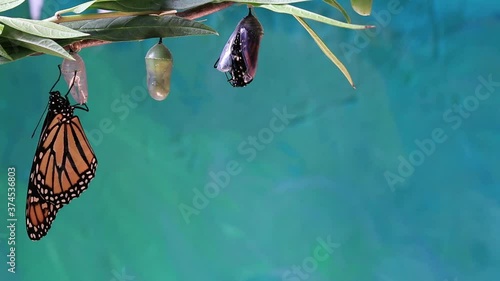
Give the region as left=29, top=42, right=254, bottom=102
left=61, top=2, right=234, bottom=53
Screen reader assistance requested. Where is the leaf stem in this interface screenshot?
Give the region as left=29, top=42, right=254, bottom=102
left=44, top=10, right=178, bottom=24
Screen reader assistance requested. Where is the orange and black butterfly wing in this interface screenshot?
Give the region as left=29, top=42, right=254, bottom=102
left=25, top=184, right=62, bottom=240
left=31, top=114, right=97, bottom=206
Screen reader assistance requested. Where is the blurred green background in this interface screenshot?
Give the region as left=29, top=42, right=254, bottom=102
left=1, top=0, right=500, bottom=281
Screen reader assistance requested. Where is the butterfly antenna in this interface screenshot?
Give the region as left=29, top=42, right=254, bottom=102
left=224, top=71, right=231, bottom=82
left=73, top=103, right=89, bottom=112
left=50, top=65, right=63, bottom=93
left=67, top=69, right=89, bottom=112
left=31, top=103, right=48, bottom=139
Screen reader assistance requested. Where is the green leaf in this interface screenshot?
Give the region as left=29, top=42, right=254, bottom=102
left=221, top=0, right=309, bottom=4
left=323, top=0, right=351, bottom=23
left=68, top=0, right=97, bottom=14
left=0, top=43, right=36, bottom=64
left=0, top=0, right=24, bottom=13
left=90, top=0, right=212, bottom=11
left=259, top=4, right=374, bottom=29
left=0, top=16, right=89, bottom=39
left=60, top=15, right=217, bottom=41
left=42, top=1, right=98, bottom=23
left=351, top=0, right=372, bottom=16
left=90, top=0, right=164, bottom=11
left=0, top=43, right=12, bottom=60
left=0, top=26, right=73, bottom=60
left=0, top=23, right=3, bottom=35
left=294, top=15, right=355, bottom=88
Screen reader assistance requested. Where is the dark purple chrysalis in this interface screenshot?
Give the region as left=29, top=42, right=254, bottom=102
left=214, top=8, right=264, bottom=87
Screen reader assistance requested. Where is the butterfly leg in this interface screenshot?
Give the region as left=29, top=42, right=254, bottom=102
left=64, top=70, right=78, bottom=99
left=73, top=103, right=89, bottom=112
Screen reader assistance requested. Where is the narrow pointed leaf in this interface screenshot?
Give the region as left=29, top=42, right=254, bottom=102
left=69, top=0, right=97, bottom=14
left=0, top=23, right=3, bottom=35
left=0, top=0, right=24, bottom=13
left=1, top=27, right=73, bottom=60
left=41, top=1, right=96, bottom=22
left=259, top=4, right=374, bottom=29
left=0, top=16, right=89, bottom=38
left=294, top=16, right=355, bottom=88
left=351, top=0, right=372, bottom=16
left=323, top=0, right=351, bottom=23
left=60, top=15, right=217, bottom=41
left=0, top=43, right=36, bottom=64
left=90, top=0, right=211, bottom=11
left=223, top=0, right=309, bottom=3
left=0, top=43, right=12, bottom=60
left=90, top=0, right=168, bottom=11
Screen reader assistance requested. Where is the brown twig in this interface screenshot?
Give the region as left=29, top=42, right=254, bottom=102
left=177, top=2, right=234, bottom=20
left=67, top=39, right=111, bottom=52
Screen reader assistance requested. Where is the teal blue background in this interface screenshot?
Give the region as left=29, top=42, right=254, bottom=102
left=1, top=0, right=500, bottom=281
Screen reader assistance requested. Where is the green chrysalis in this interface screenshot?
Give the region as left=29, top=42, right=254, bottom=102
left=145, top=38, right=173, bottom=101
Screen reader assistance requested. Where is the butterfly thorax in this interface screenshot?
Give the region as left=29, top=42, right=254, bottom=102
left=48, top=91, right=74, bottom=119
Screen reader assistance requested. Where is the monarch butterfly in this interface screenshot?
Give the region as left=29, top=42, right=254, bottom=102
left=26, top=65, right=97, bottom=240
left=214, top=8, right=264, bottom=87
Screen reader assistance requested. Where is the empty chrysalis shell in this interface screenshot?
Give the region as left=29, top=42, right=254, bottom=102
left=145, top=40, right=173, bottom=101
left=61, top=52, right=88, bottom=104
